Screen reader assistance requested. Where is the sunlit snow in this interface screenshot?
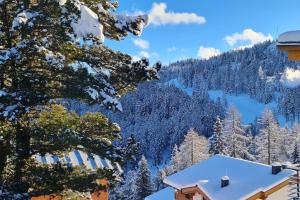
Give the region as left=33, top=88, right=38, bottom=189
left=11, top=11, right=38, bottom=30
left=166, top=79, right=287, bottom=126
left=71, top=5, right=105, bottom=43
left=281, top=68, right=300, bottom=88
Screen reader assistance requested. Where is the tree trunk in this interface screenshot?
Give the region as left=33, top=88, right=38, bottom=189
left=14, top=121, right=30, bottom=193
left=268, top=128, right=271, bottom=165
left=0, top=139, right=7, bottom=181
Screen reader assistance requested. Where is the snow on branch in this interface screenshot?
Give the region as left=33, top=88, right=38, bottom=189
left=85, top=87, right=122, bottom=112
left=11, top=10, right=39, bottom=31
left=0, top=41, right=27, bottom=64
left=114, top=14, right=149, bottom=36
left=0, top=90, right=7, bottom=97
left=36, top=46, right=65, bottom=68
left=71, top=4, right=105, bottom=43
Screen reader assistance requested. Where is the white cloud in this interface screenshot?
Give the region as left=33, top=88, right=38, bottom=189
left=148, top=2, right=206, bottom=26
left=281, top=68, right=300, bottom=88
left=132, top=51, right=150, bottom=61
left=167, top=46, right=177, bottom=52
left=224, top=29, right=273, bottom=49
left=133, top=38, right=149, bottom=49
left=197, top=46, right=221, bottom=60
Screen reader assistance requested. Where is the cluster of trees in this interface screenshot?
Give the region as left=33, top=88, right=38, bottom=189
left=112, top=106, right=300, bottom=200
left=102, top=82, right=225, bottom=165
left=209, top=107, right=300, bottom=165
left=66, top=81, right=225, bottom=165
left=109, top=129, right=209, bottom=200
left=162, top=42, right=299, bottom=105
left=0, top=0, right=160, bottom=198
left=278, top=86, right=300, bottom=123
left=110, top=156, right=153, bottom=200
left=77, top=41, right=299, bottom=168
left=162, top=42, right=300, bottom=124
left=169, top=128, right=208, bottom=173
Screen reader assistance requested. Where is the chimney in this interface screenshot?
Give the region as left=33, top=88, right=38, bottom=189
left=271, top=162, right=282, bottom=174
left=282, top=162, right=291, bottom=169
left=221, top=176, right=229, bottom=187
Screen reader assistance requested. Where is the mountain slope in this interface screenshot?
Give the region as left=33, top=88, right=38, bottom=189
left=67, top=41, right=300, bottom=164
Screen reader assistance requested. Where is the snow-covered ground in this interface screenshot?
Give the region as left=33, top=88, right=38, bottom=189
left=164, top=79, right=193, bottom=96
left=208, top=90, right=286, bottom=126
left=165, top=79, right=287, bottom=126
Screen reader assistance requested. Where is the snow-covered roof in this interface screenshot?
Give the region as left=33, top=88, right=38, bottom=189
left=277, top=30, right=300, bottom=45
left=163, top=155, right=295, bottom=200
left=145, top=187, right=174, bottom=200
left=35, top=150, right=122, bottom=173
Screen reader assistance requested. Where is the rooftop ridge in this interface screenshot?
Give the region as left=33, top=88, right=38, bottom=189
left=213, top=154, right=293, bottom=170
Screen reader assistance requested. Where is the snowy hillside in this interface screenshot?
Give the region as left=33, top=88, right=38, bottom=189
left=68, top=41, right=300, bottom=165
left=164, top=79, right=193, bottom=96
left=165, top=78, right=286, bottom=126
left=208, top=90, right=286, bottom=126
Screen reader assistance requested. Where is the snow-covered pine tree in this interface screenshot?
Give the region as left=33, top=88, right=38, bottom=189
left=133, top=156, right=153, bottom=200
left=170, top=144, right=181, bottom=173
left=179, top=128, right=209, bottom=168
left=292, top=143, right=300, bottom=164
left=279, top=126, right=293, bottom=162
left=255, top=108, right=281, bottom=164
left=209, top=116, right=225, bottom=155
left=110, top=170, right=137, bottom=200
left=0, top=0, right=160, bottom=196
left=292, top=123, right=300, bottom=141
left=223, top=106, right=254, bottom=160
left=123, top=134, right=142, bottom=171
left=292, top=123, right=300, bottom=164
left=154, top=168, right=166, bottom=191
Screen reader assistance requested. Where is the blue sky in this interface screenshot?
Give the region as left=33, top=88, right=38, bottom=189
left=106, top=0, right=300, bottom=65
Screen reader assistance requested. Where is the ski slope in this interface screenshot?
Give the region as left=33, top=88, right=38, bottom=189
left=208, top=90, right=286, bottom=126
left=165, top=79, right=286, bottom=126
left=164, top=79, right=193, bottom=96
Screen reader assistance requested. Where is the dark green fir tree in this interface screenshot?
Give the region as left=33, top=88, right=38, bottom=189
left=0, top=0, right=160, bottom=198
left=292, top=142, right=300, bottom=164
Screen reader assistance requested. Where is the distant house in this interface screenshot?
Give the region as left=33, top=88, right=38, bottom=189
left=146, top=155, right=296, bottom=200
left=277, top=30, right=300, bottom=60
left=32, top=150, right=122, bottom=200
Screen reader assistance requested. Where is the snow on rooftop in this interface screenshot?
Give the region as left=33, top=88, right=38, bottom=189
left=145, top=187, right=174, bottom=200
left=163, top=155, right=295, bottom=200
left=221, top=176, right=229, bottom=181
left=71, top=5, right=105, bottom=43
left=281, top=68, right=300, bottom=88
left=35, top=150, right=122, bottom=173
left=277, top=30, right=300, bottom=44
